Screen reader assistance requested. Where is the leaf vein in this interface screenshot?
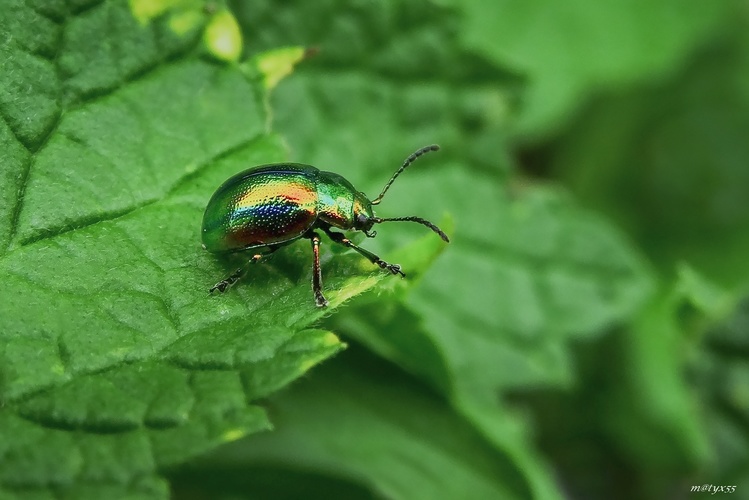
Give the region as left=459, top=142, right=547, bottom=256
left=8, top=133, right=263, bottom=251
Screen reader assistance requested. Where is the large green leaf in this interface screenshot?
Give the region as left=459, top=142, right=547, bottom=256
left=0, top=2, right=415, bottom=497
left=186, top=348, right=533, bottom=500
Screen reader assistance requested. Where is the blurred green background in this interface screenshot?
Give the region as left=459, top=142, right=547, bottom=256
left=1, top=0, right=748, bottom=499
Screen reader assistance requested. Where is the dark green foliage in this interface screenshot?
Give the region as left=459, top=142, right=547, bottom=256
left=1, top=0, right=747, bottom=499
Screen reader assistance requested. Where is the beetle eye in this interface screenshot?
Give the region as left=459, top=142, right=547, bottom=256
left=356, top=213, right=369, bottom=228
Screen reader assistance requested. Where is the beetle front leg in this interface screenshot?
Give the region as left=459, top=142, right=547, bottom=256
left=209, top=254, right=263, bottom=293
left=307, top=231, right=329, bottom=307
left=323, top=228, right=405, bottom=277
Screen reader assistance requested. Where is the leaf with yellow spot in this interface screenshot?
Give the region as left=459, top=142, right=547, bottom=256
left=250, top=46, right=309, bottom=90
left=204, top=9, right=244, bottom=62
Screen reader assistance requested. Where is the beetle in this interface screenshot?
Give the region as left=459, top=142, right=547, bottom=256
left=201, top=144, right=449, bottom=307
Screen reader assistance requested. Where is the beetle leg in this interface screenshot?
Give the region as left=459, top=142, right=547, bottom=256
left=308, top=231, right=329, bottom=307
left=323, top=228, right=405, bottom=277
left=209, top=254, right=263, bottom=293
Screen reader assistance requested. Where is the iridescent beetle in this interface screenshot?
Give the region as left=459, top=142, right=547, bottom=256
left=201, top=145, right=449, bottom=307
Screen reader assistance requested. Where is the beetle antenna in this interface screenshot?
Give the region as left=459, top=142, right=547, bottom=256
left=371, top=144, right=440, bottom=205
left=372, top=216, right=450, bottom=242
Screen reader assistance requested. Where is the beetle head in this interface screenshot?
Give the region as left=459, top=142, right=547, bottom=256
left=353, top=195, right=377, bottom=237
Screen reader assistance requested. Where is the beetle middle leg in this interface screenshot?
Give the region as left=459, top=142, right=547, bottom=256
left=209, top=254, right=263, bottom=293
left=306, top=231, right=329, bottom=307
left=209, top=245, right=281, bottom=294
left=323, top=228, right=405, bottom=277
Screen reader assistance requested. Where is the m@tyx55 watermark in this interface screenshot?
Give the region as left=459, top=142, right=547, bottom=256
left=692, top=484, right=737, bottom=494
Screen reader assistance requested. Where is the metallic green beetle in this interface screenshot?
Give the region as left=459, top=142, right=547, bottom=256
left=201, top=144, right=449, bottom=307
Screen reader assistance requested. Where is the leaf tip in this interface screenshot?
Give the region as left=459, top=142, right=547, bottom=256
left=204, top=9, right=243, bottom=63
left=221, top=428, right=248, bottom=443
left=251, top=46, right=308, bottom=90
left=321, top=331, right=342, bottom=347
left=129, top=0, right=178, bottom=24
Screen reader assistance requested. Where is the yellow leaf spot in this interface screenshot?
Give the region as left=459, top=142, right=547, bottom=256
left=222, top=428, right=247, bottom=442
left=130, top=0, right=182, bottom=25
left=254, top=47, right=307, bottom=90
left=204, top=9, right=243, bottom=62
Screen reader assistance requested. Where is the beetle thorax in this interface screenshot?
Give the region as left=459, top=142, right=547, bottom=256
left=317, top=171, right=363, bottom=230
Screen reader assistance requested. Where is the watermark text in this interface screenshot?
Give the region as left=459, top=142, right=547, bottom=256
left=691, top=484, right=737, bottom=494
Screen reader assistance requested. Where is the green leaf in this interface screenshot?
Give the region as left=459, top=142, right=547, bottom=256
left=678, top=272, right=749, bottom=491
left=0, top=2, right=413, bottom=496
left=598, top=272, right=749, bottom=496
left=605, top=292, right=711, bottom=472
left=694, top=295, right=749, bottom=493
left=232, top=0, right=519, bottom=176
left=330, top=178, right=655, bottom=500
left=185, top=348, right=534, bottom=500
left=548, top=22, right=749, bottom=287
left=459, top=0, right=731, bottom=138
